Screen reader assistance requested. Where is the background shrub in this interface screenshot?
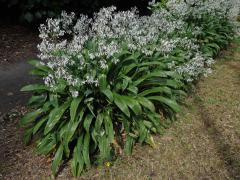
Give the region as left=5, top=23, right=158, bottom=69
left=0, top=0, right=151, bottom=24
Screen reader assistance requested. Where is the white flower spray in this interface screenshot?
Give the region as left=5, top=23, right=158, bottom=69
left=37, top=0, right=240, bottom=95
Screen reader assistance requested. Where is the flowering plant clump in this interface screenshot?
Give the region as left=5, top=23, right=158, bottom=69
left=21, top=0, right=240, bottom=177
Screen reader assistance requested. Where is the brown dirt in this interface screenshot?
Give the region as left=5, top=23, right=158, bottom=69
left=0, top=25, right=38, bottom=65
left=0, top=107, right=52, bottom=179
left=0, top=29, right=240, bottom=179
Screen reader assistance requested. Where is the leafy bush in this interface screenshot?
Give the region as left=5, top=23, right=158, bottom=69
left=21, top=8, right=186, bottom=176
left=197, top=14, right=234, bottom=57
left=0, top=0, right=68, bottom=22
left=21, top=0, right=240, bottom=177
left=22, top=58, right=184, bottom=175
left=150, top=0, right=237, bottom=57
left=0, top=0, right=151, bottom=23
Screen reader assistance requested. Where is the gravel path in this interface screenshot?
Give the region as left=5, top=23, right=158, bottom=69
left=0, top=25, right=39, bottom=114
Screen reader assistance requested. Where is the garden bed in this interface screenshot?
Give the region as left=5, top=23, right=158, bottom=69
left=1, top=0, right=240, bottom=178
left=1, top=44, right=240, bottom=179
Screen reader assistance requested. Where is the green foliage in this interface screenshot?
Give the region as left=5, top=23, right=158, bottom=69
left=21, top=52, right=184, bottom=176
left=197, top=15, right=234, bottom=57
left=20, top=0, right=237, bottom=177
left=149, top=0, right=168, bottom=11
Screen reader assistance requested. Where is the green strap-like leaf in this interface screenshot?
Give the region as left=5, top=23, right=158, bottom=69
left=95, top=113, right=104, bottom=133
left=28, top=95, right=47, bottom=107
left=140, top=79, right=181, bottom=89
left=123, top=96, right=142, bottom=115
left=71, top=135, right=84, bottom=177
left=21, top=84, right=49, bottom=92
left=138, top=61, right=166, bottom=67
left=37, top=134, right=56, bottom=155
left=98, top=134, right=111, bottom=163
left=99, top=74, right=107, bottom=89
left=28, top=59, right=52, bottom=72
left=30, top=69, right=48, bottom=76
left=138, top=121, right=148, bottom=144
left=51, top=144, right=64, bottom=176
left=147, top=112, right=162, bottom=132
left=33, top=116, right=48, bottom=135
left=87, top=103, right=95, bottom=117
left=99, top=74, right=113, bottom=102
left=103, top=112, right=114, bottom=142
left=83, top=132, right=91, bottom=168
left=124, top=135, right=135, bottom=155
left=139, top=87, right=172, bottom=96
left=83, top=114, right=94, bottom=132
left=133, top=71, right=171, bottom=86
left=70, top=97, right=83, bottom=122
left=136, top=97, right=155, bottom=112
left=44, top=99, right=71, bottom=135
left=127, top=85, right=138, bottom=94
left=147, top=96, right=181, bottom=112
left=63, top=107, right=85, bottom=157
left=113, top=93, right=130, bottom=117
left=101, top=89, right=113, bottom=102
left=122, top=63, right=137, bottom=75
left=20, top=109, right=42, bottom=126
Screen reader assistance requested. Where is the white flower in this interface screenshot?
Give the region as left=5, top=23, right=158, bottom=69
left=70, top=90, right=79, bottom=98
left=37, top=1, right=239, bottom=89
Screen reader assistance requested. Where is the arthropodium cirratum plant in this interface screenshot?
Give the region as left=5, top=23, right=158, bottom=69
left=21, top=57, right=184, bottom=176
left=20, top=0, right=239, bottom=177
left=21, top=8, right=186, bottom=176
left=150, top=0, right=237, bottom=57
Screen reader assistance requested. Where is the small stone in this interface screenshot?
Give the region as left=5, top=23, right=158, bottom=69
left=7, top=92, right=14, bottom=96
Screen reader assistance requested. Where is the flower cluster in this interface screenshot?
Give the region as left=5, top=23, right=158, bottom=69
left=22, top=1, right=240, bottom=177
left=37, top=0, right=240, bottom=96
left=164, top=0, right=240, bottom=20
